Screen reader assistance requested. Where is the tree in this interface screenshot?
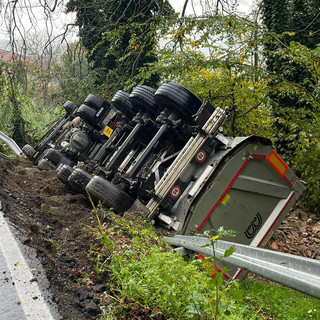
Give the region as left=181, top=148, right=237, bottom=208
left=261, top=0, right=316, bottom=154
left=66, top=0, right=173, bottom=90
left=262, top=0, right=320, bottom=210
left=52, top=41, right=102, bottom=105
left=0, top=0, right=77, bottom=144
left=134, top=1, right=272, bottom=137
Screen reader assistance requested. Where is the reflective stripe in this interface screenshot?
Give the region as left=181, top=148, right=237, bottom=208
left=197, top=153, right=294, bottom=232
left=256, top=193, right=295, bottom=247
left=267, top=150, right=288, bottom=177
left=197, top=159, right=249, bottom=232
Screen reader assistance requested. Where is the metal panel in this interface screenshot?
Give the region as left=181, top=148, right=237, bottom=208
left=182, top=140, right=305, bottom=251
left=232, top=175, right=291, bottom=199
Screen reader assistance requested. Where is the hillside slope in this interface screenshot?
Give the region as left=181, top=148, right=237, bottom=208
left=0, top=153, right=319, bottom=319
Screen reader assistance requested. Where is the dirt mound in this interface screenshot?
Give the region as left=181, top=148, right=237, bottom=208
left=0, top=153, right=99, bottom=320
left=0, top=152, right=319, bottom=319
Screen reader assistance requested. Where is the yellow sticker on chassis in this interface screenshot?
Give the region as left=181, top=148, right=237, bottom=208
left=103, top=126, right=113, bottom=137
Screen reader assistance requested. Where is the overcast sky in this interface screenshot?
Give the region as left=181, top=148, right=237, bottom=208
left=0, top=0, right=76, bottom=50
left=0, top=0, right=255, bottom=50
left=169, top=0, right=255, bottom=15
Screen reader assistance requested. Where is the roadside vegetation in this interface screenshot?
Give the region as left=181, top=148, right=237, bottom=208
left=0, top=0, right=320, bottom=318
left=85, top=206, right=320, bottom=320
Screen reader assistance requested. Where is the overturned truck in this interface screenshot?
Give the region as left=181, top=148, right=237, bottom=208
left=23, top=82, right=305, bottom=279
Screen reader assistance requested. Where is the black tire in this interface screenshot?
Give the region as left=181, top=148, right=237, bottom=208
left=111, top=90, right=137, bottom=119
left=154, top=82, right=202, bottom=119
left=38, top=158, right=56, bottom=171
left=85, top=94, right=110, bottom=111
left=59, top=156, right=75, bottom=167
left=86, top=176, right=134, bottom=213
left=76, top=104, right=101, bottom=126
left=57, top=164, right=74, bottom=185
left=22, top=144, right=36, bottom=159
left=68, top=168, right=93, bottom=194
left=42, top=148, right=63, bottom=165
left=129, top=85, right=160, bottom=118
left=63, top=101, right=77, bottom=114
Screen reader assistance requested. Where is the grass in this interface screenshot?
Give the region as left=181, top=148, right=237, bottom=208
left=86, top=206, right=320, bottom=320
left=242, top=279, right=320, bottom=320
left=88, top=209, right=253, bottom=319
left=21, top=100, right=64, bottom=142
left=0, top=87, right=63, bottom=144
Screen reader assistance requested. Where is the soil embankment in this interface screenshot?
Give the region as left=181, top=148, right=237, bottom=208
left=0, top=153, right=319, bottom=319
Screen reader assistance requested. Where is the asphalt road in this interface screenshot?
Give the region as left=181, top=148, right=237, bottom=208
left=0, top=205, right=61, bottom=320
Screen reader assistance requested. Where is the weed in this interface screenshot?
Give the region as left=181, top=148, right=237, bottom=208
left=87, top=196, right=115, bottom=279
left=87, top=206, right=261, bottom=319
left=198, top=227, right=240, bottom=320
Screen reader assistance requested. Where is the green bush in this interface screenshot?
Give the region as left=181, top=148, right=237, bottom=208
left=291, top=117, right=320, bottom=212
left=0, top=62, right=62, bottom=145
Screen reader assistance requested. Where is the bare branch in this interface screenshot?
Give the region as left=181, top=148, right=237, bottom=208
left=238, top=101, right=262, bottom=118
left=181, top=0, right=189, bottom=18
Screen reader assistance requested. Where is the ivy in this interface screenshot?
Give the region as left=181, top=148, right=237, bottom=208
left=262, top=0, right=320, bottom=210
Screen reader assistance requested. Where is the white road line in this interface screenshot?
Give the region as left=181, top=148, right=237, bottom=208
left=0, top=211, right=60, bottom=320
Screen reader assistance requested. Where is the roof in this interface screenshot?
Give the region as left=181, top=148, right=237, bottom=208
left=0, top=49, right=25, bottom=62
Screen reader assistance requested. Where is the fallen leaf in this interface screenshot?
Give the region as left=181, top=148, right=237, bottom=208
left=86, top=279, right=94, bottom=287
left=271, top=241, right=278, bottom=250
left=312, top=224, right=320, bottom=234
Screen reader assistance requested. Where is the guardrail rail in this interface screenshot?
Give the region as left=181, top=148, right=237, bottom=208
left=164, top=235, right=320, bottom=299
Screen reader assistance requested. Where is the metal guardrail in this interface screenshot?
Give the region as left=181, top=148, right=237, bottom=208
left=164, top=235, right=320, bottom=299
left=0, top=131, right=23, bottom=156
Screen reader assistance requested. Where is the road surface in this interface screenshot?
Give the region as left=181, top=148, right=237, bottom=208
left=0, top=204, right=61, bottom=320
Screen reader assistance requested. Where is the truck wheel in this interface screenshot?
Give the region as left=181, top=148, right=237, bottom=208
left=59, top=156, right=75, bottom=167
left=111, top=90, right=136, bottom=119
left=129, top=85, right=160, bottom=118
left=68, top=168, right=92, bottom=194
left=22, top=144, right=36, bottom=159
left=76, top=104, right=98, bottom=124
left=42, top=148, right=63, bottom=165
left=154, top=82, right=202, bottom=120
left=38, top=158, right=56, bottom=171
left=86, top=176, right=134, bottom=213
left=85, top=94, right=110, bottom=110
left=63, top=101, right=77, bottom=114
left=57, top=164, right=74, bottom=185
